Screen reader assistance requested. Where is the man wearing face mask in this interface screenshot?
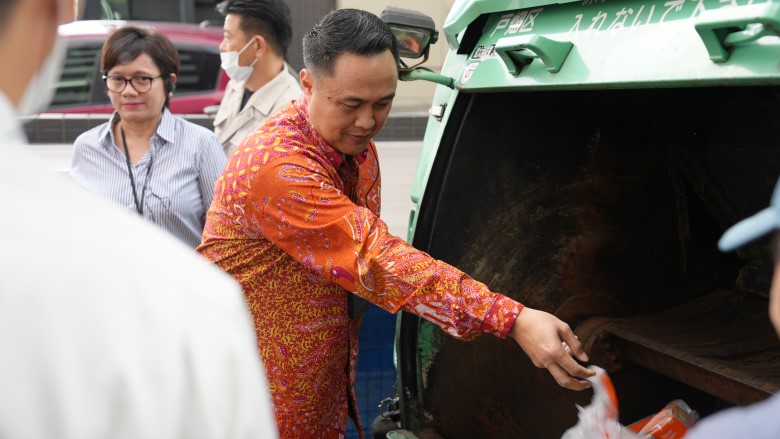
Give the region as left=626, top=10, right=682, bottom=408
left=214, top=0, right=301, bottom=157
left=0, top=0, right=278, bottom=436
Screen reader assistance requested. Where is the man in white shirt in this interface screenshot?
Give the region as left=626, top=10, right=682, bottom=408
left=214, top=0, right=302, bottom=157
left=0, top=0, right=277, bottom=437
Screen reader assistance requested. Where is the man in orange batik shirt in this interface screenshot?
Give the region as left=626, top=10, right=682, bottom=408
left=198, top=8, right=595, bottom=439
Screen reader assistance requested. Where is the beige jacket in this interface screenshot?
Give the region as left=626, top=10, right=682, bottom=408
left=214, top=65, right=301, bottom=157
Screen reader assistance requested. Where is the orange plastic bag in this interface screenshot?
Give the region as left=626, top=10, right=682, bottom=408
left=561, top=366, right=639, bottom=439
left=562, top=366, right=699, bottom=439
left=633, top=400, right=698, bottom=439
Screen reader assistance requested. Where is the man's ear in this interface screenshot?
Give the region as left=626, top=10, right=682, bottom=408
left=252, top=35, right=267, bottom=59
left=300, top=69, right=313, bottom=97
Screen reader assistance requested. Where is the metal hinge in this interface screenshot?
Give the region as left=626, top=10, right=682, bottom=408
left=429, top=103, right=446, bottom=121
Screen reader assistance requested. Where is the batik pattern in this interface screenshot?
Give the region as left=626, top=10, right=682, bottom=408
left=198, top=97, right=523, bottom=438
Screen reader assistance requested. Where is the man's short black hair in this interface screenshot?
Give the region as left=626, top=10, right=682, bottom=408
left=303, top=8, right=400, bottom=76
left=0, top=0, right=22, bottom=29
left=217, top=0, right=292, bottom=57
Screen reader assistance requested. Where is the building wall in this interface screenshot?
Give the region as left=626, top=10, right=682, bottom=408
left=287, top=1, right=336, bottom=74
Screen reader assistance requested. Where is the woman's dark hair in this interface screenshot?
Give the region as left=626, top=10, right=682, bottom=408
left=101, top=26, right=180, bottom=107
left=217, top=0, right=292, bottom=57
left=303, top=8, right=400, bottom=76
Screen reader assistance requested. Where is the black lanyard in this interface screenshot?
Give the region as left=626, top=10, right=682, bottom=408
left=341, top=144, right=379, bottom=208
left=120, top=126, right=155, bottom=216
left=341, top=155, right=359, bottom=203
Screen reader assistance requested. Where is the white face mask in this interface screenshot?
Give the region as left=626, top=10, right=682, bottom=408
left=17, top=34, right=66, bottom=116
left=220, top=38, right=258, bottom=82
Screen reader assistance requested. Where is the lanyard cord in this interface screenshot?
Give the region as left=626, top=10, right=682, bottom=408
left=341, top=144, right=380, bottom=207
left=363, top=143, right=379, bottom=207
left=341, top=155, right=359, bottom=203
left=120, top=126, right=155, bottom=216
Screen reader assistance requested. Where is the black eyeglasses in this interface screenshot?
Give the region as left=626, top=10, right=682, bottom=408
left=102, top=75, right=164, bottom=93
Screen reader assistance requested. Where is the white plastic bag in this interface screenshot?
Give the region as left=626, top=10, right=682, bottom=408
left=561, top=366, right=640, bottom=439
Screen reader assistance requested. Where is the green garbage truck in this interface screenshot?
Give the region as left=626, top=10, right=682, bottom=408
left=381, top=1, right=780, bottom=437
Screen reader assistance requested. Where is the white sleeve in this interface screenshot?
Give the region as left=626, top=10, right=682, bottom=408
left=0, top=206, right=277, bottom=438
left=0, top=268, right=278, bottom=439
left=0, top=145, right=276, bottom=439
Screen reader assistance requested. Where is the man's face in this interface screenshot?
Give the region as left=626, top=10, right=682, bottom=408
left=220, top=13, right=256, bottom=67
left=5, top=0, right=84, bottom=113
left=301, top=50, right=397, bottom=156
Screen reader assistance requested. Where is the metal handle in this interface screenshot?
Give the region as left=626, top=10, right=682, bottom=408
left=695, top=3, right=780, bottom=63
left=399, top=68, right=455, bottom=89
left=495, top=34, right=573, bottom=74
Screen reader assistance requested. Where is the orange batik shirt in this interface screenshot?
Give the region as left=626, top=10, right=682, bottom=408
left=198, top=96, right=523, bottom=438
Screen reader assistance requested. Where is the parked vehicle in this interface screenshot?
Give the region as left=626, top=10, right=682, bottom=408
left=82, top=0, right=222, bottom=26
left=384, top=1, right=780, bottom=438
left=48, top=20, right=226, bottom=114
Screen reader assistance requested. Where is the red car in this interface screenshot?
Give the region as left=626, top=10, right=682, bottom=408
left=49, top=20, right=227, bottom=114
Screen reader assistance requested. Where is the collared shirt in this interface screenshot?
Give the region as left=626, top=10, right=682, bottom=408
left=0, top=91, right=277, bottom=438
left=213, top=64, right=302, bottom=157
left=686, top=392, right=780, bottom=438
left=198, top=96, right=523, bottom=438
left=70, top=108, right=226, bottom=248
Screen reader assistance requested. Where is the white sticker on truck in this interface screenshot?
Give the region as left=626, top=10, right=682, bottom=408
left=460, top=62, right=480, bottom=84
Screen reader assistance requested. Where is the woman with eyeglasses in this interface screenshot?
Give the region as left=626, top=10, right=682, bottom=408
left=71, top=26, right=226, bottom=249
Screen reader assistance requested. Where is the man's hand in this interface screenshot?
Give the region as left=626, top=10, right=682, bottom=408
left=509, top=307, right=595, bottom=391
